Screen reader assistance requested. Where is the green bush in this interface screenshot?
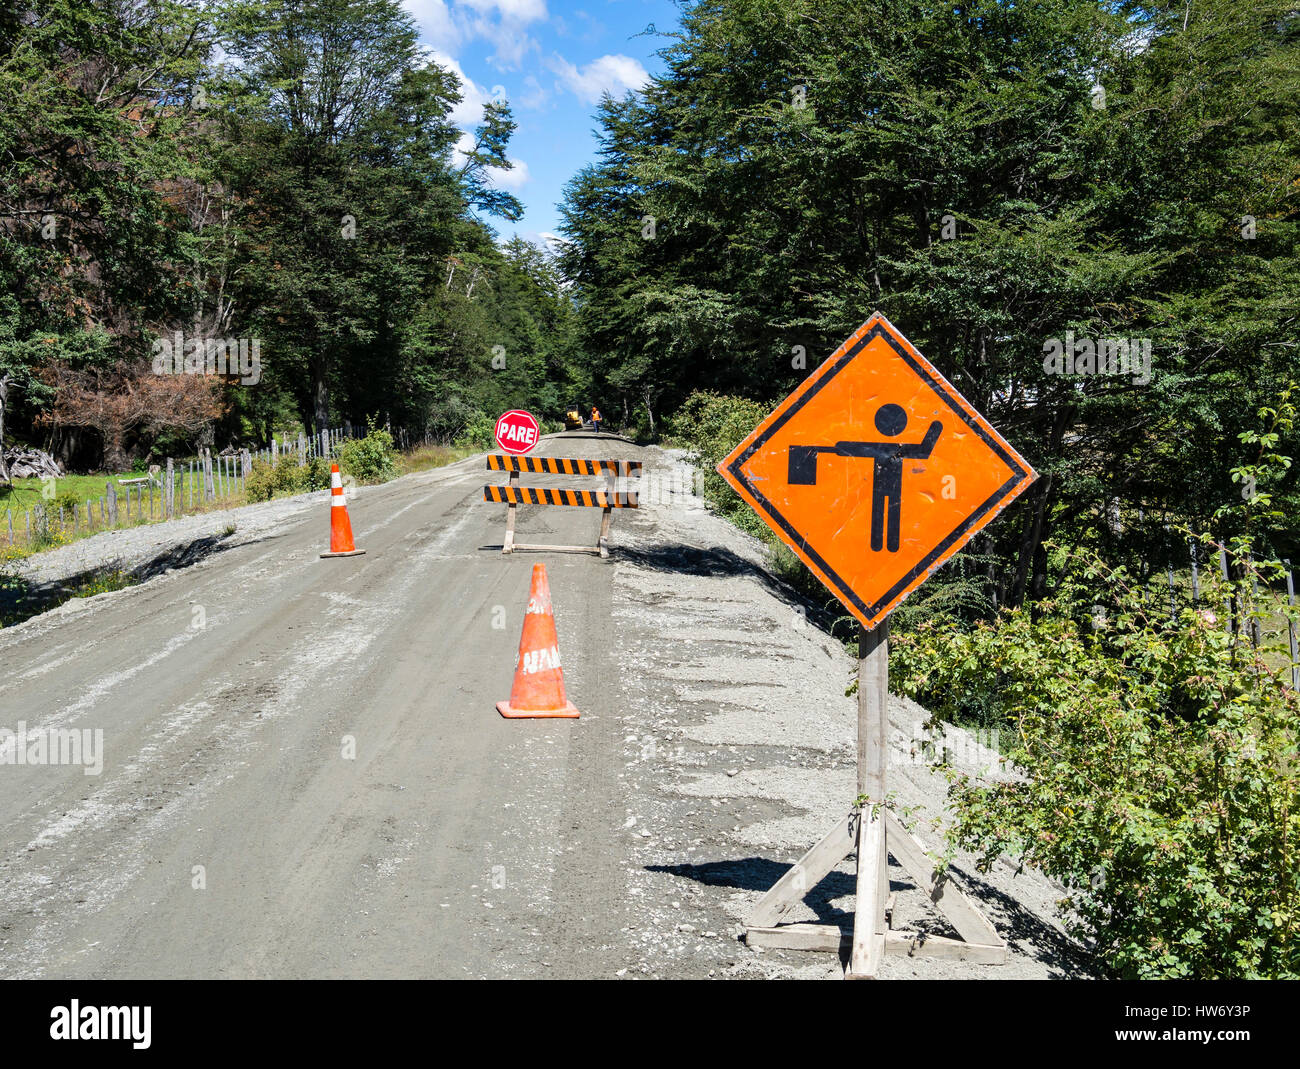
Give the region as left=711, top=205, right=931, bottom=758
left=337, top=424, right=397, bottom=483
left=270, top=456, right=305, bottom=494
left=244, top=458, right=275, bottom=502
left=51, top=489, right=82, bottom=519
left=454, top=411, right=496, bottom=452
left=244, top=454, right=332, bottom=502
left=666, top=391, right=771, bottom=537
left=302, top=455, right=333, bottom=491
left=891, top=542, right=1300, bottom=979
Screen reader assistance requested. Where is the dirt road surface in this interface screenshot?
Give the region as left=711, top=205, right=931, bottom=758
left=0, top=435, right=1090, bottom=979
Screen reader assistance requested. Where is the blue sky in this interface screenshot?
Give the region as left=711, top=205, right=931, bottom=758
left=401, top=0, right=684, bottom=247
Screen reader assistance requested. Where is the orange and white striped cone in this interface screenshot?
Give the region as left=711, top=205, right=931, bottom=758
left=497, top=563, right=580, bottom=719
left=320, top=463, right=366, bottom=558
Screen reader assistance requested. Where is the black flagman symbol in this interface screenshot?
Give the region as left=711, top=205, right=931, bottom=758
left=788, top=404, right=942, bottom=552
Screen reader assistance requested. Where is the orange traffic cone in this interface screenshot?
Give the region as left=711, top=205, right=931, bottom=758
left=497, top=563, right=580, bottom=719
left=320, top=463, right=366, bottom=558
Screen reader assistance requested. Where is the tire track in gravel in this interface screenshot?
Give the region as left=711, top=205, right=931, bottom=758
left=0, top=441, right=642, bottom=978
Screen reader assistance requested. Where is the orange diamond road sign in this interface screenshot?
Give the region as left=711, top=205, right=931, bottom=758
left=718, top=313, right=1037, bottom=630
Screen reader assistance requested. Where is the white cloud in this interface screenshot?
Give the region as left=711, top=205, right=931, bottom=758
left=402, top=0, right=462, bottom=53
left=473, top=17, right=540, bottom=69
left=547, top=53, right=648, bottom=105
left=426, top=50, right=499, bottom=126
left=487, top=158, right=531, bottom=191
left=517, top=74, right=549, bottom=110
left=457, top=0, right=547, bottom=19
left=406, top=0, right=547, bottom=70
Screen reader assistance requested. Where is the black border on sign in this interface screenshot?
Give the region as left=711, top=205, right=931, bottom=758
left=726, top=323, right=1032, bottom=621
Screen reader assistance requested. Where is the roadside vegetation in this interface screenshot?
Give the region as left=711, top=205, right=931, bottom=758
left=677, top=384, right=1300, bottom=979
left=3, top=425, right=464, bottom=560
left=0, top=567, right=136, bottom=628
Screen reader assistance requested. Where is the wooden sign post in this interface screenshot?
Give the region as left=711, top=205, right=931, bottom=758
left=718, top=313, right=1039, bottom=977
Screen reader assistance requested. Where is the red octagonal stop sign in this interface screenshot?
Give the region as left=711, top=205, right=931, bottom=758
left=494, top=409, right=541, bottom=455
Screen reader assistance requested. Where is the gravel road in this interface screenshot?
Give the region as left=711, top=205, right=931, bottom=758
left=0, top=436, right=1093, bottom=978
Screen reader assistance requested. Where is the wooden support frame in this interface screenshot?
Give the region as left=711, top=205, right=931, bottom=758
left=743, top=616, right=1007, bottom=977
left=488, top=456, right=637, bottom=558
left=503, top=468, right=519, bottom=553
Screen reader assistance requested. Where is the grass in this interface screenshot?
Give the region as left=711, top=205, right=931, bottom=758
left=0, top=441, right=473, bottom=560
left=0, top=566, right=137, bottom=628
left=0, top=481, right=252, bottom=560
left=397, top=443, right=475, bottom=475
left=0, top=472, right=134, bottom=511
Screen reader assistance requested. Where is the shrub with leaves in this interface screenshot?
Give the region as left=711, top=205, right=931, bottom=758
left=667, top=391, right=771, bottom=538
left=244, top=454, right=332, bottom=502
left=244, top=458, right=276, bottom=503
left=337, top=424, right=397, bottom=483
left=894, top=391, right=1300, bottom=978
left=893, top=547, right=1300, bottom=979
left=453, top=411, right=496, bottom=452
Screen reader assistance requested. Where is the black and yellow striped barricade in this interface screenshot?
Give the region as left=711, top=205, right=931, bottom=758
left=484, top=454, right=641, bottom=558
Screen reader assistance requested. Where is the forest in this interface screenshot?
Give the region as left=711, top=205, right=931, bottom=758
left=560, top=0, right=1300, bottom=611
left=0, top=0, right=583, bottom=479
left=4, top=0, right=1298, bottom=601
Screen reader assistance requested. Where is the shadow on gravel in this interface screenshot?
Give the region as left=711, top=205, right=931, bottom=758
left=614, top=542, right=846, bottom=634
left=651, top=857, right=1096, bottom=977
left=648, top=858, right=859, bottom=928
left=0, top=531, right=238, bottom=628
left=944, top=865, right=1099, bottom=977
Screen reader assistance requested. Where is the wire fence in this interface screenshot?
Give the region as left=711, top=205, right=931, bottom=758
left=4, top=425, right=355, bottom=552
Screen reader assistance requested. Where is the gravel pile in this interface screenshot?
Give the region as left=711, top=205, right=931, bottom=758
left=602, top=446, right=1095, bottom=979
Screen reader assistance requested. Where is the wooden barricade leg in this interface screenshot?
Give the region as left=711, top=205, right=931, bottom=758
left=503, top=469, right=518, bottom=554
left=597, top=469, right=615, bottom=557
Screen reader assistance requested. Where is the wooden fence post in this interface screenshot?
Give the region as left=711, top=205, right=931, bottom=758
left=106, top=482, right=117, bottom=526
left=1286, top=560, right=1298, bottom=691
left=1165, top=525, right=1176, bottom=621
left=166, top=458, right=174, bottom=518
left=1248, top=553, right=1262, bottom=648
left=1219, top=548, right=1233, bottom=637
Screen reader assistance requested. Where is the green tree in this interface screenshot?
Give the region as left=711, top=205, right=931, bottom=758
left=560, top=0, right=1300, bottom=610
